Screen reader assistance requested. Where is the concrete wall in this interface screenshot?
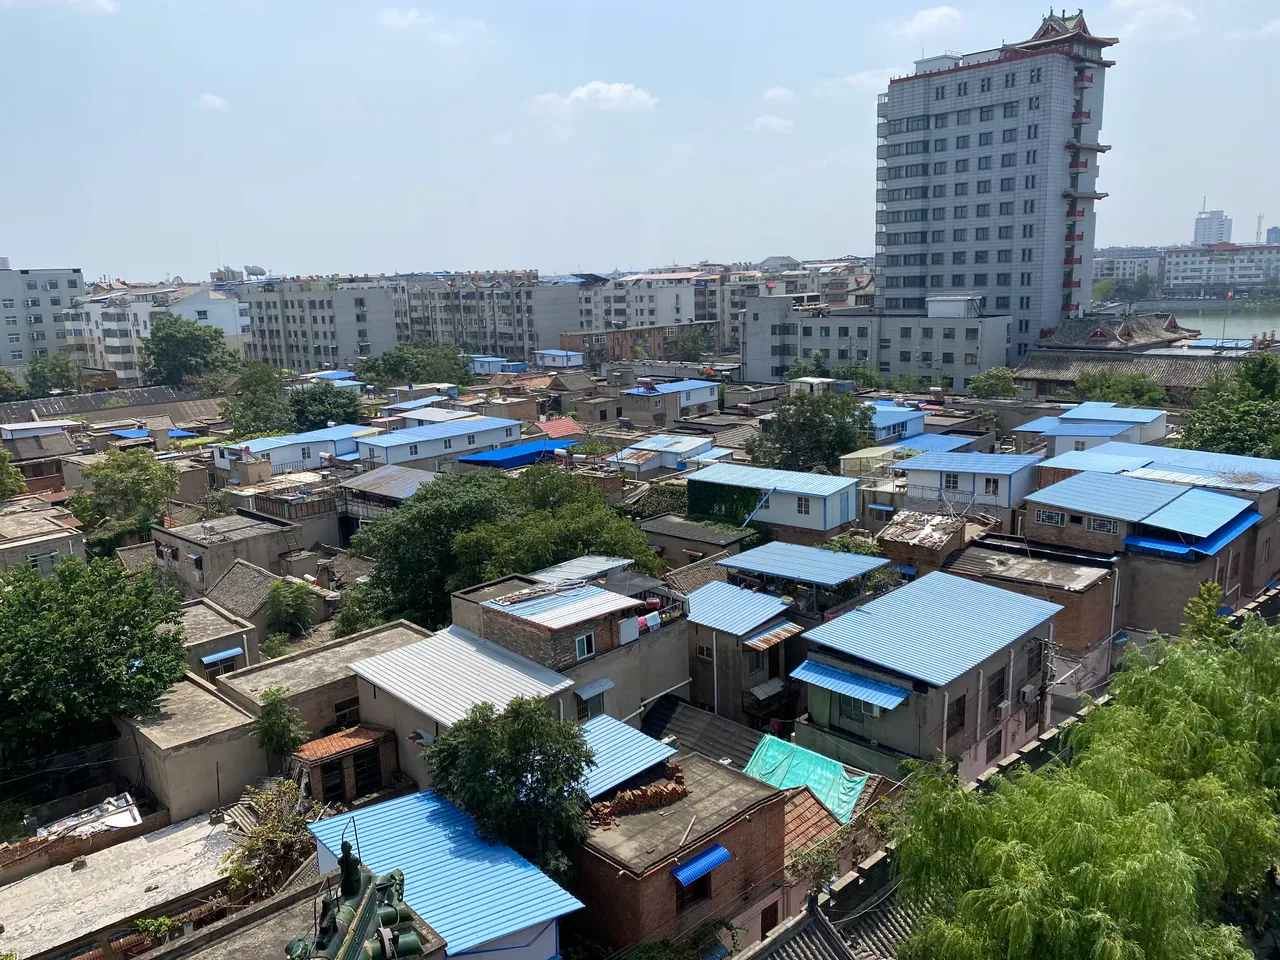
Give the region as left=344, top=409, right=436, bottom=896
left=1049, top=425, right=1140, bottom=455
left=752, top=488, right=852, bottom=533
left=153, top=525, right=293, bottom=595
left=563, top=620, right=690, bottom=724
left=688, top=619, right=785, bottom=725
left=645, top=530, right=743, bottom=568
left=0, top=530, right=85, bottom=574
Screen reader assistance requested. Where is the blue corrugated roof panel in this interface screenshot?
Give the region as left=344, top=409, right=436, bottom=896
left=331, top=379, right=366, bottom=389
left=1038, top=451, right=1154, bottom=473
left=790, top=660, right=910, bottom=709
left=361, top=417, right=520, bottom=448
left=534, top=349, right=580, bottom=357
left=311, top=370, right=356, bottom=380
left=581, top=714, right=677, bottom=798
left=882, top=433, right=972, bottom=454
left=310, top=792, right=583, bottom=955
left=168, top=429, right=197, bottom=438
left=486, top=585, right=640, bottom=629
left=1025, top=471, right=1186, bottom=522
left=1039, top=421, right=1133, bottom=438
left=895, top=452, right=1043, bottom=475
left=457, top=438, right=579, bottom=467
left=1129, top=463, right=1280, bottom=494
left=199, top=646, right=243, bottom=665
left=1141, top=487, right=1254, bottom=538
left=687, top=462, right=856, bottom=498
left=1091, top=441, right=1280, bottom=484
left=385, top=395, right=446, bottom=412
left=804, top=571, right=1062, bottom=686
left=672, top=844, right=731, bottom=886
left=1010, top=415, right=1061, bottom=433
left=622, top=379, right=718, bottom=396
left=110, top=429, right=148, bottom=439
left=1125, top=512, right=1261, bottom=559
left=718, top=542, right=888, bottom=586
left=869, top=406, right=925, bottom=429
left=1060, top=401, right=1165, bottom=424
left=687, top=580, right=791, bottom=635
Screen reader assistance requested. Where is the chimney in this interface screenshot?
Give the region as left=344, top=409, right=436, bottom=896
left=315, top=559, right=333, bottom=591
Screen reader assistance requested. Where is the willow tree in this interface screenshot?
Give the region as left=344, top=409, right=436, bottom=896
left=886, top=584, right=1280, bottom=960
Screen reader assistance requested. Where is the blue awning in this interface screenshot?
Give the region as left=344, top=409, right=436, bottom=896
left=868, top=503, right=895, bottom=512
left=576, top=677, right=615, bottom=700
left=200, top=646, right=243, bottom=665
left=672, top=844, right=731, bottom=886
left=168, top=429, right=197, bottom=438
left=790, top=659, right=910, bottom=709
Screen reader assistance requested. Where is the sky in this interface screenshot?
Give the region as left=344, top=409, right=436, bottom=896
left=2, top=0, right=1279, bottom=280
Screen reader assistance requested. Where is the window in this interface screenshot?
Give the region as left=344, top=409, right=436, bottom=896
left=576, top=691, right=604, bottom=721
left=975, top=227, right=990, bottom=240
left=409, top=443, right=419, bottom=456
left=900, top=326, right=912, bottom=339
left=956, top=135, right=970, bottom=149
left=1029, top=95, right=1040, bottom=110
left=996, top=296, right=1010, bottom=309
left=575, top=632, right=595, bottom=660
left=1029, top=67, right=1042, bottom=83
left=942, top=327, right=955, bottom=339
left=996, top=273, right=1012, bottom=286
left=955, top=158, right=969, bottom=173
left=954, top=205, right=968, bottom=219
left=934, top=113, right=948, bottom=128
left=930, top=275, right=944, bottom=287
left=1004, top=71, right=1016, bottom=88
left=1025, top=149, right=1038, bottom=164
left=1087, top=517, right=1120, bottom=534
left=976, top=179, right=991, bottom=194
left=934, top=138, right=947, bottom=152
left=932, top=184, right=947, bottom=198
left=1023, top=199, right=1036, bottom=214
left=1001, top=153, right=1016, bottom=168
left=1035, top=508, right=1066, bottom=526
left=984, top=477, right=1000, bottom=496
left=441, top=438, right=451, bottom=450
left=976, top=204, right=990, bottom=218
left=203, top=657, right=239, bottom=682
left=931, top=230, right=945, bottom=242
left=1019, top=295, right=1032, bottom=309
left=934, top=85, right=945, bottom=101
left=956, top=108, right=971, bottom=124
left=986, top=730, right=1004, bottom=763
left=973, top=273, right=987, bottom=286
left=1021, top=248, right=1034, bottom=262
left=999, top=204, right=1014, bottom=217
left=954, top=182, right=968, bottom=196
left=1002, top=128, right=1017, bottom=143
left=676, top=875, right=710, bottom=913
left=933, top=161, right=946, bottom=175
left=1020, top=272, right=1033, bottom=286
left=747, top=649, right=765, bottom=675
left=334, top=696, right=361, bottom=726
left=951, top=275, right=965, bottom=287
left=942, top=351, right=954, bottom=363
left=920, top=350, right=933, bottom=363
left=978, top=156, right=992, bottom=170
left=931, top=253, right=945, bottom=265
left=932, top=208, right=946, bottom=220
left=943, top=472, right=959, bottom=491
left=1004, top=103, right=1019, bottom=120
left=1024, top=174, right=1037, bottom=188
left=796, top=496, right=811, bottom=516
left=980, top=77, right=991, bottom=93
left=978, top=131, right=993, bottom=146
left=946, top=694, right=966, bottom=737
left=921, top=327, right=933, bottom=338
left=957, top=81, right=969, bottom=96
left=466, top=433, right=476, bottom=445
left=9, top=351, right=20, bottom=361
left=1027, top=124, right=1039, bottom=140
left=6, top=334, right=17, bottom=345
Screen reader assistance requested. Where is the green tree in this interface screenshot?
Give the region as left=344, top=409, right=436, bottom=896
left=786, top=352, right=830, bottom=380
left=0, top=557, right=184, bottom=758
left=220, top=362, right=296, bottom=437
left=1075, top=369, right=1167, bottom=406
left=677, top=326, right=705, bottom=362
left=25, top=352, right=81, bottom=397
left=288, top=380, right=363, bottom=431
left=745, top=392, right=873, bottom=472
left=1180, top=355, right=1280, bottom=456
left=357, top=344, right=472, bottom=388
left=221, top=778, right=313, bottom=903
left=1235, top=352, right=1280, bottom=400
left=252, top=686, right=309, bottom=765
left=141, top=313, right=235, bottom=386
left=265, top=579, right=316, bottom=639
left=82, top=447, right=180, bottom=529
left=884, top=591, right=1280, bottom=960
left=1132, top=272, right=1157, bottom=299
left=428, top=696, right=593, bottom=882
left=0, top=447, right=27, bottom=500
left=1091, top=277, right=1117, bottom=303
left=0, top=370, right=27, bottom=402
left=966, top=366, right=1018, bottom=398
left=832, top=364, right=888, bottom=390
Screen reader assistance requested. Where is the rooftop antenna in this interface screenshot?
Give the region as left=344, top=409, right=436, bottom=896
left=1258, top=213, right=1265, bottom=244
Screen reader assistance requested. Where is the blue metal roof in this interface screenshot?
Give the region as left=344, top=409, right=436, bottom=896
left=1010, top=415, right=1061, bottom=433
left=1126, top=510, right=1262, bottom=558
left=199, top=646, right=243, bottom=665
left=534, top=349, right=581, bottom=357
left=718, top=542, right=888, bottom=587
left=575, top=677, right=615, bottom=699
left=311, top=370, right=356, bottom=380
left=1038, top=450, right=1154, bottom=473
left=1040, top=421, right=1133, bottom=438
left=687, top=462, right=856, bottom=498
left=687, top=580, right=791, bottom=635
left=1090, top=441, right=1280, bottom=484
left=331, top=379, right=366, bottom=389
left=581, top=714, right=677, bottom=798
left=790, top=659, right=910, bottom=709
left=360, top=417, right=520, bottom=448
left=868, top=405, right=925, bottom=429
left=882, top=433, right=972, bottom=454
left=385, top=396, right=446, bottom=412
left=804, top=571, right=1062, bottom=686
left=622, top=379, right=718, bottom=396
left=486, top=585, right=640, bottom=629
left=1060, top=401, right=1165, bottom=424
left=1140, top=487, right=1254, bottom=538
left=1129, top=462, right=1280, bottom=494
left=1025, top=471, right=1187, bottom=522
left=672, top=844, right=731, bottom=886
left=457, top=438, right=579, bottom=468
left=310, top=792, right=583, bottom=955
left=109, top=428, right=148, bottom=439
left=895, top=452, right=1043, bottom=475
left=168, top=429, right=197, bottom=439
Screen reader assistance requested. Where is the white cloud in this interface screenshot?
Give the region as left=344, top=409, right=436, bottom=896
left=814, top=68, right=906, bottom=97
left=197, top=93, right=229, bottom=112
left=1110, top=0, right=1195, bottom=37
left=752, top=114, right=793, bottom=134
left=761, top=86, right=794, bottom=103
left=1263, top=16, right=1280, bottom=35
left=488, top=132, right=515, bottom=147
left=376, top=7, right=432, bottom=28
left=891, top=5, right=962, bottom=36
left=532, top=81, right=658, bottom=114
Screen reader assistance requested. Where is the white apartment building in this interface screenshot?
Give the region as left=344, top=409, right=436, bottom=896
left=0, top=264, right=85, bottom=374
left=875, top=10, right=1115, bottom=361
left=1193, top=209, right=1232, bottom=245
left=1092, top=248, right=1161, bottom=286
left=1164, top=244, right=1280, bottom=296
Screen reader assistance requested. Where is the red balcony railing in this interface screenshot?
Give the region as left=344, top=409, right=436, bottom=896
left=1066, top=233, right=1084, bottom=241
left=1072, top=110, right=1091, bottom=119
left=1074, top=73, right=1094, bottom=84
left=1069, top=160, right=1089, bottom=169
left=1067, top=208, right=1086, bottom=217
left=1063, top=280, right=1081, bottom=289
left=1064, top=256, right=1082, bottom=265
left=1062, top=303, right=1076, bottom=311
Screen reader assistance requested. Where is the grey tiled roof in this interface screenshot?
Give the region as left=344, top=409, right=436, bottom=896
left=738, top=905, right=856, bottom=960
left=1014, top=349, right=1241, bottom=390
left=663, top=550, right=730, bottom=595
left=205, top=559, right=278, bottom=620
left=3, top=432, right=75, bottom=461
left=640, top=694, right=763, bottom=770
left=115, top=541, right=156, bottom=575
left=1036, top=312, right=1197, bottom=349
left=843, top=893, right=927, bottom=960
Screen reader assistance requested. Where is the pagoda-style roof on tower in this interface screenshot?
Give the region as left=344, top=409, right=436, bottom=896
left=1020, top=8, right=1119, bottom=49
left=1036, top=313, right=1200, bottom=351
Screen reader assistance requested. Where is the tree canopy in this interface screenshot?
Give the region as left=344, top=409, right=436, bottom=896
left=967, top=366, right=1018, bottom=398
left=0, top=557, right=185, bottom=758
left=677, top=326, right=705, bottom=362
left=428, top=696, right=593, bottom=882
left=1180, top=354, right=1280, bottom=457
left=141, top=313, right=235, bottom=386
left=24, top=352, right=81, bottom=397
left=356, top=344, right=472, bottom=388
left=745, top=392, right=872, bottom=472
left=252, top=686, right=309, bottom=763
left=1075, top=369, right=1167, bottom=406
left=0, top=448, right=26, bottom=501
left=288, top=380, right=363, bottom=430
left=345, top=466, right=663, bottom=631
left=266, top=580, right=316, bottom=639
left=220, top=362, right=296, bottom=437
left=0, top=371, right=27, bottom=403
left=885, top=585, right=1280, bottom=960
left=82, top=447, right=180, bottom=530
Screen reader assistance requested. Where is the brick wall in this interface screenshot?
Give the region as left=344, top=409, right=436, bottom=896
left=479, top=608, right=624, bottom=672
left=948, top=570, right=1113, bottom=655
left=1036, top=465, right=1082, bottom=489
left=570, top=792, right=786, bottom=950
left=1022, top=509, right=1125, bottom=553
left=0, top=808, right=171, bottom=885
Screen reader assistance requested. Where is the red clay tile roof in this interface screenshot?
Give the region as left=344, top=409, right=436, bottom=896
left=539, top=417, right=585, bottom=439
left=784, top=786, right=840, bottom=864
left=293, top=724, right=391, bottom=762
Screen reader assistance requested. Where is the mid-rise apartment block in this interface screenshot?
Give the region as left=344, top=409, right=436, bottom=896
left=0, top=264, right=85, bottom=375
left=875, top=10, right=1115, bottom=361
left=1193, top=209, right=1232, bottom=245
left=1164, top=244, right=1280, bottom=297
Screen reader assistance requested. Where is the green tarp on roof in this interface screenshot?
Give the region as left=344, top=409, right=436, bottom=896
left=743, top=734, right=867, bottom=823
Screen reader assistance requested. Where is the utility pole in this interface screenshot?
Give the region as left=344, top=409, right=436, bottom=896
left=1258, top=213, right=1265, bottom=244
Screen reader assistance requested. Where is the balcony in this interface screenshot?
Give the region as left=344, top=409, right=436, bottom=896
left=1063, top=188, right=1109, bottom=201
left=1069, top=160, right=1089, bottom=170
left=1063, top=280, right=1081, bottom=289
left=1064, top=256, right=1082, bottom=265
left=1066, top=233, right=1085, bottom=241
left=1065, top=140, right=1111, bottom=152
left=1066, top=208, right=1086, bottom=217
left=1074, top=73, right=1095, bottom=86
left=1062, top=303, right=1077, bottom=312
left=1072, top=110, right=1092, bottom=120
left=877, top=94, right=890, bottom=117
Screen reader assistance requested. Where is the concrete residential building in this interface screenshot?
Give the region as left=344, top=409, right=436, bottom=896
left=1193, top=209, right=1232, bottom=245
left=1091, top=248, right=1161, bottom=285
left=686, top=464, right=859, bottom=544
left=1163, top=243, right=1280, bottom=297
left=620, top=378, right=719, bottom=427
left=0, top=264, right=85, bottom=376
left=1268, top=227, right=1280, bottom=246
left=875, top=10, right=1116, bottom=360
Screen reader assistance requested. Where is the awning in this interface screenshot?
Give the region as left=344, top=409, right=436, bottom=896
left=576, top=677, right=615, bottom=700
left=742, top=620, right=803, bottom=651
left=200, top=646, right=243, bottom=665
left=747, top=676, right=785, bottom=701
left=337, top=452, right=361, bottom=461
left=672, top=844, right=731, bottom=886
left=790, top=659, right=910, bottom=710
left=701, top=943, right=730, bottom=960
left=868, top=503, right=895, bottom=512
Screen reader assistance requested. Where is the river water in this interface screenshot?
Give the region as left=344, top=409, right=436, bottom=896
left=1120, top=301, right=1280, bottom=341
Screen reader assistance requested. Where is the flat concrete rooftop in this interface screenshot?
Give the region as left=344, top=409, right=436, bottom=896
left=126, top=680, right=254, bottom=751
left=173, top=600, right=249, bottom=646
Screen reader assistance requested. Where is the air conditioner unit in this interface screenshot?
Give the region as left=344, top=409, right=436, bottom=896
left=995, top=698, right=1012, bottom=719
left=1018, top=684, right=1036, bottom=704
left=861, top=702, right=882, bottom=719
